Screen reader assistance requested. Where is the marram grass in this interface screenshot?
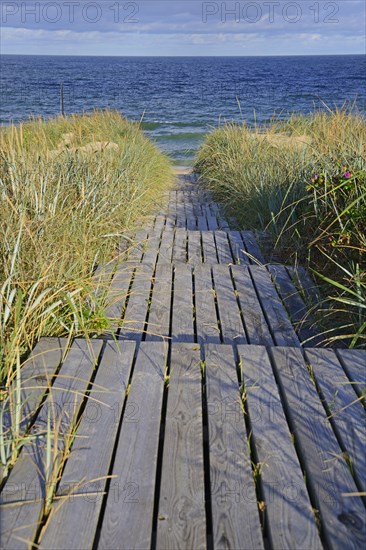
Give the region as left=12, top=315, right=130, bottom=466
left=195, top=106, right=366, bottom=347
left=0, top=110, right=173, bottom=474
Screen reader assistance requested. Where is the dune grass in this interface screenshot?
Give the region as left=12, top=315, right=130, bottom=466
left=0, top=110, right=173, bottom=475
left=195, top=106, right=366, bottom=347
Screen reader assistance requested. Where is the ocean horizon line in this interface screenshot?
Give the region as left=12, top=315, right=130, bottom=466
left=2, top=53, right=365, bottom=58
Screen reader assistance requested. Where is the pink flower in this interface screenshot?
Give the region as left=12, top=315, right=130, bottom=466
left=343, top=171, right=352, bottom=179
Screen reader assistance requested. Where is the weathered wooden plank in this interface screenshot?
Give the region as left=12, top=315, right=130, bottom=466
left=175, top=215, right=187, bottom=230
left=227, top=231, right=250, bottom=266
left=141, top=230, right=162, bottom=269
left=206, top=215, right=219, bottom=231
left=217, top=217, right=230, bottom=231
left=92, top=259, right=118, bottom=300
left=157, top=227, right=175, bottom=264
left=185, top=201, right=196, bottom=230
left=250, top=266, right=300, bottom=347
left=1, top=338, right=68, bottom=458
left=167, top=192, right=177, bottom=218
left=187, top=230, right=202, bottom=263
left=157, top=344, right=206, bottom=550
left=267, top=264, right=320, bottom=346
left=305, top=348, right=366, bottom=495
left=0, top=339, right=103, bottom=550
left=205, top=345, right=264, bottom=550
left=191, top=200, right=203, bottom=217
left=98, top=342, right=167, bottom=550
left=146, top=263, right=173, bottom=341
left=336, top=349, right=366, bottom=403
left=177, top=190, right=185, bottom=203
left=214, top=231, right=233, bottom=265
left=39, top=341, right=136, bottom=550
left=270, top=346, right=366, bottom=550
left=201, top=203, right=212, bottom=219
left=176, top=192, right=186, bottom=228
left=194, top=265, right=220, bottom=345
left=208, top=201, right=219, bottom=216
left=104, top=265, right=134, bottom=329
left=126, top=229, right=148, bottom=263
left=154, top=215, right=166, bottom=234
left=287, top=265, right=321, bottom=308
left=173, top=228, right=187, bottom=263
left=212, top=265, right=247, bottom=345
left=241, top=231, right=265, bottom=264
left=239, top=345, right=323, bottom=550
left=165, top=213, right=176, bottom=229
left=197, top=215, right=209, bottom=231
left=201, top=231, right=218, bottom=263
left=171, top=264, right=194, bottom=343
left=118, top=263, right=154, bottom=341
left=231, top=266, right=273, bottom=347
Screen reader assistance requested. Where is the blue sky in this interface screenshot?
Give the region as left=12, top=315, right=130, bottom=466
left=1, top=0, right=365, bottom=55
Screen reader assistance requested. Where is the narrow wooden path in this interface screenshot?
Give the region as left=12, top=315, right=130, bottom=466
left=1, top=175, right=365, bottom=550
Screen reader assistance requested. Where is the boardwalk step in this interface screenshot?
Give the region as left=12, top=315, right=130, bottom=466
left=119, top=228, right=266, bottom=268
left=103, top=264, right=313, bottom=347
left=1, top=342, right=365, bottom=549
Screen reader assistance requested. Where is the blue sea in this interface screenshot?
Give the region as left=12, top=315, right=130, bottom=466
left=1, top=55, right=365, bottom=165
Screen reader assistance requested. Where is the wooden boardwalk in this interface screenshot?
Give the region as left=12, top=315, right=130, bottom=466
left=1, top=175, right=365, bottom=549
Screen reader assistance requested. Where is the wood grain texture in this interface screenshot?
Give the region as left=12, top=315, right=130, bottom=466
left=250, top=266, right=300, bottom=347
left=0, top=339, right=103, bottom=550
left=92, top=259, right=118, bottom=300
left=210, top=203, right=220, bottom=216
left=201, top=203, right=212, bottom=219
left=231, top=266, right=273, bottom=347
left=205, top=344, right=264, bottom=550
left=1, top=338, right=68, bottom=459
left=227, top=231, right=250, bottom=265
left=105, top=265, right=134, bottom=329
left=241, top=231, right=265, bottom=264
left=239, top=345, right=323, bottom=550
left=201, top=231, right=218, bottom=263
left=154, top=215, right=166, bottom=234
left=167, top=191, right=177, bottom=218
left=98, top=342, right=167, bottom=550
left=176, top=196, right=186, bottom=229
left=146, top=263, right=173, bottom=341
left=214, top=231, right=233, bottom=265
left=165, top=214, right=176, bottom=230
left=157, top=344, right=206, bottom=550
left=212, top=265, right=247, bottom=345
left=191, top=195, right=203, bottom=217
left=173, top=228, right=188, bottom=263
left=126, top=229, right=148, bottom=263
left=207, top=215, right=219, bottom=230
left=305, top=348, right=366, bottom=494
left=197, top=215, right=209, bottom=231
left=185, top=201, right=197, bottom=230
left=158, top=227, right=175, bottom=264
left=141, top=230, right=162, bottom=269
left=194, top=265, right=221, bottom=345
left=267, top=264, right=319, bottom=346
left=118, top=263, right=154, bottom=341
left=171, top=264, right=194, bottom=343
left=187, top=230, right=202, bottom=263
left=38, top=341, right=136, bottom=550
left=336, top=349, right=366, bottom=403
left=270, top=346, right=366, bottom=550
